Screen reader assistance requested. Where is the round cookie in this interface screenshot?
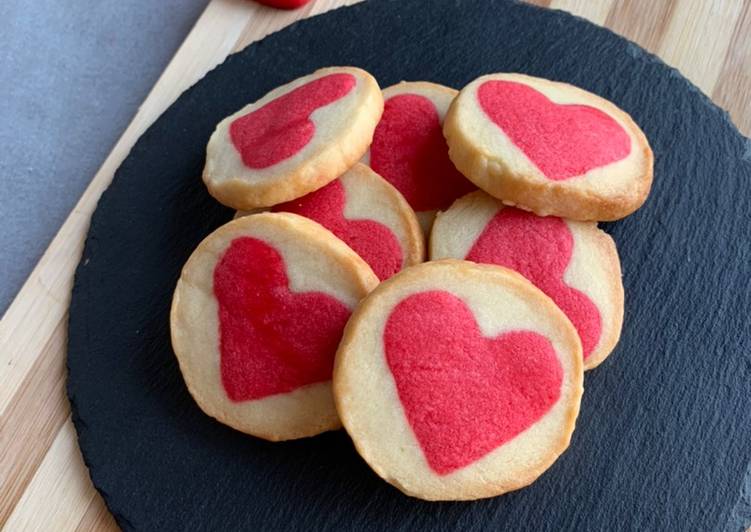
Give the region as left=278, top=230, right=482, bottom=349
left=203, top=67, right=383, bottom=210
left=170, top=212, right=379, bottom=441
left=365, top=81, right=475, bottom=233
left=431, top=191, right=623, bottom=370
left=268, top=163, right=424, bottom=281
left=443, top=73, right=653, bottom=221
left=334, top=260, right=583, bottom=501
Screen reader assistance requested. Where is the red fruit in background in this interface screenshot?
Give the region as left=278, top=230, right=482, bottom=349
left=255, top=0, right=312, bottom=9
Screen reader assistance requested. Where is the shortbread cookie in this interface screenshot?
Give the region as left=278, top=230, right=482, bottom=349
left=443, top=73, right=653, bottom=221
left=203, top=67, right=383, bottom=210
left=267, top=163, right=423, bottom=281
left=171, top=212, right=379, bottom=441
left=431, top=191, right=624, bottom=370
left=334, top=260, right=583, bottom=500
left=365, top=82, right=475, bottom=232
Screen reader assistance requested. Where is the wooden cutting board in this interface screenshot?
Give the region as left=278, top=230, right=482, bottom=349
left=1, top=0, right=749, bottom=530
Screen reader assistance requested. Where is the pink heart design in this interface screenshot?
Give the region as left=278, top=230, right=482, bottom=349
left=384, top=290, right=563, bottom=475
left=273, top=179, right=403, bottom=280
left=477, top=80, right=631, bottom=180
left=467, top=208, right=602, bottom=360
left=213, top=237, right=350, bottom=401
left=229, top=73, right=356, bottom=169
left=370, top=93, right=475, bottom=211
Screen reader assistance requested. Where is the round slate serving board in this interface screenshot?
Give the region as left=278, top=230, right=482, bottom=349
left=67, top=0, right=751, bottom=530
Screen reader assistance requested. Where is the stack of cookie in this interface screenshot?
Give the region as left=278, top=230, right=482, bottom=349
left=171, top=66, right=653, bottom=501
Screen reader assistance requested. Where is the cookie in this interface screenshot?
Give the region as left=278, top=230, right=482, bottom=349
left=364, top=81, right=475, bottom=233
left=334, top=260, right=583, bottom=500
left=203, top=67, right=383, bottom=210
left=443, top=73, right=653, bottom=221
left=170, top=212, right=379, bottom=441
left=265, top=163, right=423, bottom=281
left=431, top=191, right=623, bottom=370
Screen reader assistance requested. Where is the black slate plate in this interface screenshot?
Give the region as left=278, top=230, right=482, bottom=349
left=67, top=0, right=751, bottom=530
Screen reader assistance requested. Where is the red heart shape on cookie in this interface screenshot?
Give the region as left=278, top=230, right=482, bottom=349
left=254, top=0, right=311, bottom=9
left=230, top=73, right=355, bottom=169
left=467, top=208, right=601, bottom=360
left=370, top=94, right=475, bottom=211
left=273, top=179, right=403, bottom=280
left=477, top=80, right=631, bottom=180
left=384, top=290, right=563, bottom=475
left=213, top=237, right=351, bottom=401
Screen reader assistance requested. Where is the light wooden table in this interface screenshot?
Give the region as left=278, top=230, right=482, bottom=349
left=1, top=1, right=749, bottom=530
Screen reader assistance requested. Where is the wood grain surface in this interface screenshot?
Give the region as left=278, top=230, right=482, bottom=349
left=1, top=0, right=749, bottom=530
